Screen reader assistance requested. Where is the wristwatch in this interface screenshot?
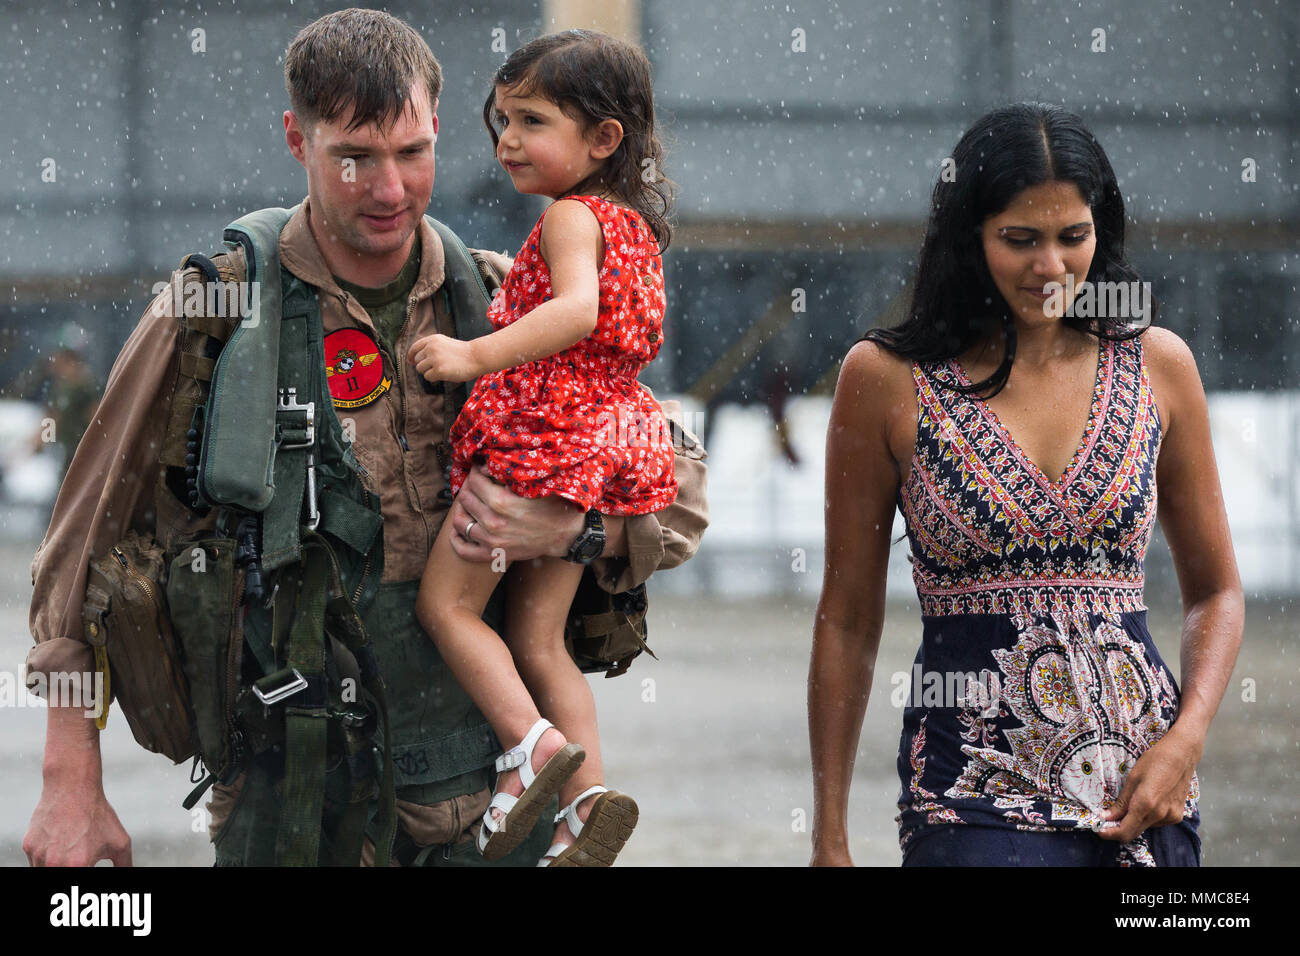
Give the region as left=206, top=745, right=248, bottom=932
left=563, top=508, right=606, bottom=563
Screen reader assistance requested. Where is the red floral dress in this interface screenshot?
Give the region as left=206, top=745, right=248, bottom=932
left=448, top=194, right=678, bottom=515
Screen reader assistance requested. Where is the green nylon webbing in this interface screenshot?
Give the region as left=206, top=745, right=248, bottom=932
left=317, top=486, right=382, bottom=555
left=263, top=447, right=307, bottom=570
left=205, top=211, right=495, bottom=866
left=261, top=293, right=314, bottom=572
left=318, top=543, right=397, bottom=867
left=275, top=543, right=329, bottom=866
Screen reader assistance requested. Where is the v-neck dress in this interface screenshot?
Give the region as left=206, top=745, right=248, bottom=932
left=893, top=332, right=1200, bottom=867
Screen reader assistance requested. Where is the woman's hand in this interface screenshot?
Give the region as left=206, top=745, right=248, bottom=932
left=1098, top=723, right=1201, bottom=843
left=407, top=333, right=481, bottom=384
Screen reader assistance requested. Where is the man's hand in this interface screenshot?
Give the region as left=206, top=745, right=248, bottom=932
left=25, top=777, right=133, bottom=867
left=407, top=333, right=481, bottom=384
left=1098, top=724, right=1201, bottom=844
left=25, top=706, right=132, bottom=866
left=448, top=465, right=626, bottom=563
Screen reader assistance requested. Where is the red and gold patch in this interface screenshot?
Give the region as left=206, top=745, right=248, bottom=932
left=324, top=328, right=390, bottom=408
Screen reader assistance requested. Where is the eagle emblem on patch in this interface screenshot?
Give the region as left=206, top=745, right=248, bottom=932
left=324, top=328, right=390, bottom=408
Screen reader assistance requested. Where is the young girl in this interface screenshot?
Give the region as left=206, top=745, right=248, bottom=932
left=409, top=30, right=677, bottom=867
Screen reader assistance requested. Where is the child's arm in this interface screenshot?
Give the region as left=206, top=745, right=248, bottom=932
left=407, top=199, right=602, bottom=383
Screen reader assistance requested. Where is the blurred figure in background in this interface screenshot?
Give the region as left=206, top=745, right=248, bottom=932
left=12, top=323, right=101, bottom=524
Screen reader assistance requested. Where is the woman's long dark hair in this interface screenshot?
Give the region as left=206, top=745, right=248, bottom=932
left=863, top=103, right=1153, bottom=397
left=483, top=29, right=675, bottom=252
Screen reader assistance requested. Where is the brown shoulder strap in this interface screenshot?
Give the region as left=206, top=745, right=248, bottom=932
left=158, top=246, right=246, bottom=471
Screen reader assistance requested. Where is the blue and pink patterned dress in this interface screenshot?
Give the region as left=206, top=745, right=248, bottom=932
left=894, top=331, right=1200, bottom=866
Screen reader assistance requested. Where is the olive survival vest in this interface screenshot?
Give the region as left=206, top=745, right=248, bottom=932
left=157, top=205, right=500, bottom=866
left=99, top=204, right=660, bottom=865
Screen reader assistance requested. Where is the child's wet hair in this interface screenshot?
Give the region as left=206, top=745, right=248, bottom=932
left=483, top=29, right=675, bottom=252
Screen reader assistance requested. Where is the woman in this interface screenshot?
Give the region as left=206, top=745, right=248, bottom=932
left=809, top=103, right=1244, bottom=867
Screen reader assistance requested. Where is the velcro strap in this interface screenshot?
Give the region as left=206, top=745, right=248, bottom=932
left=317, top=486, right=383, bottom=556
left=184, top=312, right=235, bottom=340
left=179, top=351, right=217, bottom=381
left=582, top=610, right=623, bottom=639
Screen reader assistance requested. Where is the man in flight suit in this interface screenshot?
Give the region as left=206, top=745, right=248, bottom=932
left=22, top=8, right=707, bottom=867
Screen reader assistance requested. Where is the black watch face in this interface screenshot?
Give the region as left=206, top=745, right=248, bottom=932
left=575, top=533, right=605, bottom=563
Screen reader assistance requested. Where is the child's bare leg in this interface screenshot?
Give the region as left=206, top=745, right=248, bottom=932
left=415, top=517, right=568, bottom=809
left=505, top=554, right=605, bottom=847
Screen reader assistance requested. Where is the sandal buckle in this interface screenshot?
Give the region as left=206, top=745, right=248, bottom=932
left=495, top=746, right=526, bottom=774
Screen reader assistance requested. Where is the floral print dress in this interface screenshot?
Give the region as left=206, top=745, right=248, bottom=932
left=894, top=332, right=1200, bottom=867
left=448, top=194, right=678, bottom=516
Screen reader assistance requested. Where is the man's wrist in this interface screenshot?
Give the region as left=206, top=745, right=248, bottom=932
left=553, top=507, right=589, bottom=558
left=562, top=508, right=606, bottom=563
left=42, top=706, right=103, bottom=784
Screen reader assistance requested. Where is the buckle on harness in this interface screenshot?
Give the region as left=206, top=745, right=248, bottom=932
left=252, top=667, right=308, bottom=706
left=276, top=387, right=315, bottom=449
left=277, top=387, right=320, bottom=531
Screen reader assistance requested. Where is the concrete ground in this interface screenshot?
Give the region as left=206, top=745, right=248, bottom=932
left=2, top=532, right=1294, bottom=867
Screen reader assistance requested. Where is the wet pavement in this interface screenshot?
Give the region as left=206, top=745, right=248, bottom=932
left=2, top=536, right=1294, bottom=867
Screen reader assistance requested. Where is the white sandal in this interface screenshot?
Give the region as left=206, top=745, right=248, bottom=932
left=537, top=785, right=639, bottom=867
left=477, top=718, right=585, bottom=862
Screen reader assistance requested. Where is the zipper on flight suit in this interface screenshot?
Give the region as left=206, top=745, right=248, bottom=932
left=352, top=484, right=375, bottom=606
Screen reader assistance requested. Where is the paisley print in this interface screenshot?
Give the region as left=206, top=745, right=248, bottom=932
left=893, top=333, right=1199, bottom=866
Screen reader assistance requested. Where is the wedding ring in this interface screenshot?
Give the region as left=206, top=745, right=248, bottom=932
left=464, top=518, right=477, bottom=543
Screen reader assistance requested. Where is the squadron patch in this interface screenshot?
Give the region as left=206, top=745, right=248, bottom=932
left=324, top=328, right=390, bottom=408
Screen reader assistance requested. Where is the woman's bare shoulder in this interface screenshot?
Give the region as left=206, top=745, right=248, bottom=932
left=840, top=337, right=916, bottom=395
left=1139, top=326, right=1203, bottom=438
left=836, top=338, right=918, bottom=462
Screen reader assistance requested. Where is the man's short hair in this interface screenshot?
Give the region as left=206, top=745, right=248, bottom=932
left=284, top=8, right=442, bottom=138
